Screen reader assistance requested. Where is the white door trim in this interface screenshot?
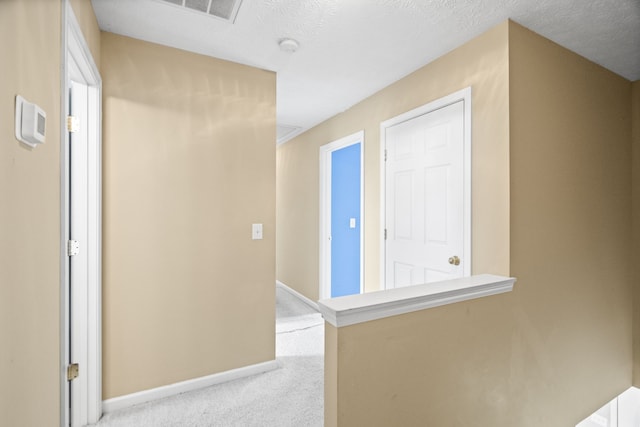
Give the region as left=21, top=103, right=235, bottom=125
left=61, top=3, right=102, bottom=426
left=379, top=87, right=471, bottom=290
left=319, top=131, right=365, bottom=300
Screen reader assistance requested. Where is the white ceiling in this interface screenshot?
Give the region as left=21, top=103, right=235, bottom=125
left=91, top=0, right=640, bottom=143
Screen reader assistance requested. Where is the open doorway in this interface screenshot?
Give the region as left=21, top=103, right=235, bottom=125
left=62, top=3, right=102, bottom=426
left=319, top=131, right=364, bottom=299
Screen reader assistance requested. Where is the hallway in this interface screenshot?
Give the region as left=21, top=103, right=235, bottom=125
left=92, top=287, right=323, bottom=426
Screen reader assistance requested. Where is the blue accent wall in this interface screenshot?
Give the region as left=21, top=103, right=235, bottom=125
left=331, top=143, right=361, bottom=297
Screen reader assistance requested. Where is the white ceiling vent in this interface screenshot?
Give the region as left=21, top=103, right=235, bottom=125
left=158, top=0, right=243, bottom=23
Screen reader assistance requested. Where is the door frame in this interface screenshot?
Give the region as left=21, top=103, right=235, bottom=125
left=379, top=87, right=471, bottom=290
left=319, top=131, right=365, bottom=300
left=61, top=3, right=102, bottom=426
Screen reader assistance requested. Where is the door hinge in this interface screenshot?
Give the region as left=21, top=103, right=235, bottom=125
left=67, top=240, right=80, bottom=256
left=67, top=363, right=79, bottom=381
left=66, top=115, right=79, bottom=133
left=384, top=149, right=387, bottom=161
left=384, top=229, right=387, bottom=240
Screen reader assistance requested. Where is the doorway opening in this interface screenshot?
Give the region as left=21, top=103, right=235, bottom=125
left=62, top=3, right=102, bottom=426
left=319, top=131, right=364, bottom=299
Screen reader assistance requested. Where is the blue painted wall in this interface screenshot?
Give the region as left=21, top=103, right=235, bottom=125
left=331, top=143, right=361, bottom=297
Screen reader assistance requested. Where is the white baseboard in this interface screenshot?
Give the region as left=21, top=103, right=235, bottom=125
left=276, top=280, right=319, bottom=311
left=102, top=359, right=279, bottom=413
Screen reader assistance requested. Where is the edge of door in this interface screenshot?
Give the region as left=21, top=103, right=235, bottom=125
left=61, top=3, right=103, bottom=426
left=60, top=3, right=68, bottom=425
left=319, top=130, right=365, bottom=300
left=379, top=87, right=472, bottom=291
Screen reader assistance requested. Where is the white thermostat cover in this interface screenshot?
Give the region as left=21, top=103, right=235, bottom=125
left=15, top=95, right=46, bottom=148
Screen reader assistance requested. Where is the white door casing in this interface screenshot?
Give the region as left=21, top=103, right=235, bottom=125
left=381, top=88, right=471, bottom=289
left=62, top=3, right=102, bottom=426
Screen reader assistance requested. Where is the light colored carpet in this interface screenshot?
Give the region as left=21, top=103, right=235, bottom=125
left=92, top=287, right=324, bottom=427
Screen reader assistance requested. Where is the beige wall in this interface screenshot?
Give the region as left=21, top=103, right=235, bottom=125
left=324, top=324, right=339, bottom=427
left=70, top=0, right=101, bottom=69
left=509, top=20, right=632, bottom=423
left=325, top=21, right=633, bottom=426
left=101, top=33, right=276, bottom=399
left=0, top=1, right=62, bottom=425
left=277, top=22, right=511, bottom=301
left=633, top=80, right=640, bottom=386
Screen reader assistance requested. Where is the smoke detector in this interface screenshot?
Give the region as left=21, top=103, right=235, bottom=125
left=158, top=0, right=244, bottom=23
left=279, top=38, right=300, bottom=53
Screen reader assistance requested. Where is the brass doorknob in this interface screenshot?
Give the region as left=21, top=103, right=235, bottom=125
left=448, top=256, right=460, bottom=266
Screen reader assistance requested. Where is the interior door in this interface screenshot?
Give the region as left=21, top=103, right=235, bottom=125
left=331, top=143, right=362, bottom=297
left=69, top=80, right=89, bottom=427
left=385, top=100, right=464, bottom=288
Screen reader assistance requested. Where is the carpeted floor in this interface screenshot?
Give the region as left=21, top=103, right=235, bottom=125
left=92, top=287, right=324, bottom=427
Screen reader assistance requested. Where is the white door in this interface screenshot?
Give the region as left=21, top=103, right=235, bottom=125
left=384, top=99, right=467, bottom=288
left=69, top=80, right=90, bottom=427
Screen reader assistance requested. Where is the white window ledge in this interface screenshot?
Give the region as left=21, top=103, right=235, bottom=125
left=317, top=274, right=516, bottom=328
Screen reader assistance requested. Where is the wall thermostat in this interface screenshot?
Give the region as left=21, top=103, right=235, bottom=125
left=15, top=95, right=46, bottom=148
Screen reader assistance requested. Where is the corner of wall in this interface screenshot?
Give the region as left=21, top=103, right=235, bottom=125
left=324, top=323, right=338, bottom=427
left=508, top=18, right=633, bottom=421
left=632, top=80, right=640, bottom=387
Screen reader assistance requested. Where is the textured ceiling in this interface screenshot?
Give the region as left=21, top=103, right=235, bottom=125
left=92, top=0, right=640, bottom=143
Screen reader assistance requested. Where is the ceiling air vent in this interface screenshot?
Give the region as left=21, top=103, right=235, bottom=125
left=158, top=0, right=243, bottom=23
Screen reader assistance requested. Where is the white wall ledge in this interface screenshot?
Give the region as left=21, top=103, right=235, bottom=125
left=318, top=274, right=516, bottom=327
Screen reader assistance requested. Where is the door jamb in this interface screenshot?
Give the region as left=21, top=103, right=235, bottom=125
left=319, top=131, right=365, bottom=300
left=379, top=87, right=471, bottom=290
left=61, top=3, right=102, bottom=426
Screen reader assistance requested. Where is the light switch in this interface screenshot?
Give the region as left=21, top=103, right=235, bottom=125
left=252, top=223, right=263, bottom=240
left=349, top=218, right=356, bottom=229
